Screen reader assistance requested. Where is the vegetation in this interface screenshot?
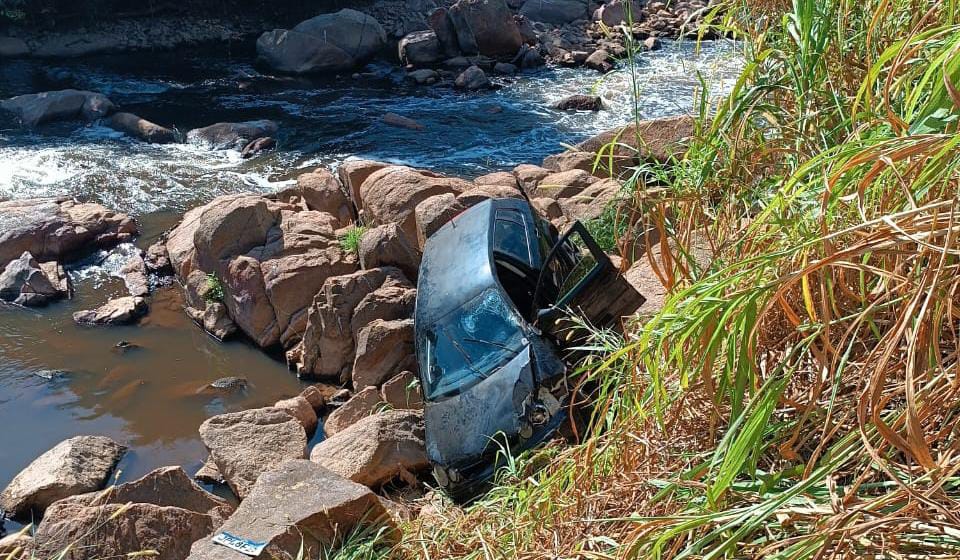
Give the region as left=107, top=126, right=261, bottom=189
left=340, top=226, right=368, bottom=256
left=375, top=0, right=960, bottom=557
left=204, top=272, right=224, bottom=303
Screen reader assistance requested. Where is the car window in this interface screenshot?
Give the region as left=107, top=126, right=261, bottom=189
left=493, top=208, right=533, bottom=267
left=419, top=289, right=527, bottom=399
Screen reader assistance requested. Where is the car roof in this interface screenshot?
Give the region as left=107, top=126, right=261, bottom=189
left=416, top=198, right=530, bottom=326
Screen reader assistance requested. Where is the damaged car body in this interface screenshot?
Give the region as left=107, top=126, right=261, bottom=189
left=415, top=197, right=645, bottom=498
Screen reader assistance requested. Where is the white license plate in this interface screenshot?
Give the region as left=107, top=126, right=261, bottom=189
left=212, top=531, right=268, bottom=557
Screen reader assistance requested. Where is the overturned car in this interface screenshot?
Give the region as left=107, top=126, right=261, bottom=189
left=415, top=197, right=644, bottom=498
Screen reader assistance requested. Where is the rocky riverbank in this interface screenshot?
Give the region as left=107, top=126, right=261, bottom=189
left=0, top=110, right=690, bottom=558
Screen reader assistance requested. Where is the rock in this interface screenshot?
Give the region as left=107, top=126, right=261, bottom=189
left=166, top=194, right=358, bottom=348
left=399, top=30, right=444, bottom=65
left=359, top=166, right=470, bottom=242
left=274, top=394, right=319, bottom=435
left=256, top=9, right=387, bottom=74
left=73, top=296, right=147, bottom=326
left=240, top=136, right=276, bottom=158
left=553, top=94, right=603, bottom=111
left=444, top=55, right=471, bottom=69
left=520, top=0, right=589, bottom=23
left=447, top=0, right=523, bottom=56
left=0, top=37, right=29, bottom=58
left=531, top=169, right=598, bottom=198
left=203, top=376, right=249, bottom=395
left=593, top=0, right=643, bottom=25
left=310, top=410, right=428, bottom=487
left=455, top=65, right=491, bottom=90
left=275, top=168, right=354, bottom=227
left=120, top=252, right=150, bottom=297
left=513, top=163, right=551, bottom=191
left=299, top=385, right=328, bottom=412
left=543, top=150, right=597, bottom=173
left=0, top=89, right=115, bottom=127
left=0, top=251, right=65, bottom=306
left=195, top=456, right=223, bottom=484
left=106, top=112, right=176, bottom=143
left=381, top=371, right=424, bottom=409
left=0, top=435, right=126, bottom=520
left=186, top=120, right=278, bottom=150
left=531, top=196, right=565, bottom=219
left=338, top=159, right=390, bottom=208
left=475, top=171, right=519, bottom=187
left=457, top=183, right=524, bottom=207
left=198, top=407, right=307, bottom=499
left=383, top=112, right=425, bottom=131
left=572, top=115, right=695, bottom=173
left=428, top=8, right=462, bottom=58
left=144, top=240, right=172, bottom=275
left=585, top=48, right=613, bottom=72
left=33, top=467, right=232, bottom=560
left=185, top=460, right=390, bottom=560
left=0, top=533, right=31, bottom=556
left=352, top=319, right=416, bottom=389
left=358, top=223, right=421, bottom=281
left=559, top=178, right=623, bottom=221
left=408, top=68, right=440, bottom=84
left=515, top=44, right=545, bottom=68
left=0, top=198, right=136, bottom=269
left=493, top=62, right=517, bottom=75
left=644, top=36, right=662, bottom=51
left=415, top=193, right=466, bottom=248
left=324, top=386, right=384, bottom=437
left=295, top=267, right=414, bottom=379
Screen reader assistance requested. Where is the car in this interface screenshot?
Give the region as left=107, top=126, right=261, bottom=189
left=414, top=197, right=645, bottom=498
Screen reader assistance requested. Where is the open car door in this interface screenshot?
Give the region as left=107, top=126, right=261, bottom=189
left=532, top=221, right=645, bottom=341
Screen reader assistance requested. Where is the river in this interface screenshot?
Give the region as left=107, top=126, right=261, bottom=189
left=0, top=39, right=741, bottom=502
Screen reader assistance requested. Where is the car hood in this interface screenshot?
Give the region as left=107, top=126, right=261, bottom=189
left=424, top=345, right=535, bottom=466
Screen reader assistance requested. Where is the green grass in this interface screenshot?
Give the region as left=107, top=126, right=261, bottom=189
left=203, top=272, right=224, bottom=303
left=339, top=226, right=367, bottom=255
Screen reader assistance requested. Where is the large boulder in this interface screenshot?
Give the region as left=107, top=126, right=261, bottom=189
left=337, top=159, right=391, bottom=208
left=399, top=30, right=445, bottom=65
left=273, top=394, right=319, bottom=435
left=570, top=115, right=695, bottom=174
left=455, top=65, right=492, bottom=90
left=0, top=435, right=126, bottom=520
left=198, top=407, right=307, bottom=499
left=106, top=112, right=176, bottom=143
left=33, top=467, right=233, bottom=560
left=447, top=0, right=523, bottom=56
left=0, top=89, right=114, bottom=127
left=186, top=120, right=278, bottom=150
left=256, top=9, right=387, bottom=74
left=428, top=8, right=461, bottom=58
left=311, top=410, right=429, bottom=487
left=294, top=267, right=415, bottom=380
left=381, top=370, right=424, bottom=409
left=165, top=194, right=358, bottom=348
left=352, top=318, right=417, bottom=388
left=558, top=178, right=624, bottom=221
left=520, top=0, right=589, bottom=23
left=358, top=223, right=421, bottom=281
left=414, top=193, right=465, bottom=248
left=73, top=296, right=148, bottom=325
left=185, top=460, right=391, bottom=560
left=0, top=251, right=67, bottom=306
left=359, top=166, right=470, bottom=242
left=274, top=168, right=354, bottom=227
left=593, top=0, right=643, bottom=25
left=0, top=198, right=136, bottom=270
left=530, top=169, right=598, bottom=198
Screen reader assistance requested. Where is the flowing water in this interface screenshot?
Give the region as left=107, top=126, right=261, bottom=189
left=0, top=39, right=741, bottom=502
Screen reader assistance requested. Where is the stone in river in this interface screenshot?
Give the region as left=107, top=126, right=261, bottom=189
left=73, top=296, right=148, bottom=326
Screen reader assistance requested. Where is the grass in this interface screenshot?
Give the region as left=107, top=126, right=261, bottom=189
left=377, top=0, right=960, bottom=558
left=339, top=226, right=368, bottom=255
left=203, top=272, right=224, bottom=303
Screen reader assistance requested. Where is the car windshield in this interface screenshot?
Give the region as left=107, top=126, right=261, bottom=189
left=419, top=289, right=526, bottom=399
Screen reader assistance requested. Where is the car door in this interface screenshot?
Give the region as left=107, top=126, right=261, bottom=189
left=533, top=221, right=646, bottom=340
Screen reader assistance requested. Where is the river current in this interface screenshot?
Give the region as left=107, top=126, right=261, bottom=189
left=0, top=39, right=740, bottom=500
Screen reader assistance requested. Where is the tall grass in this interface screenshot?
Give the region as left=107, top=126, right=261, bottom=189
left=396, top=0, right=960, bottom=558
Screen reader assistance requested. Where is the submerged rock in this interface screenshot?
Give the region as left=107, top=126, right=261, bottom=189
left=383, top=111, right=425, bottom=131
left=0, top=89, right=115, bottom=127
left=239, top=136, right=276, bottom=158
left=73, top=296, right=148, bottom=326
left=185, top=460, right=391, bottom=560
left=198, top=406, right=307, bottom=499
left=553, top=94, right=604, bottom=111
left=311, top=410, right=429, bottom=487
left=0, top=435, right=126, bottom=521
left=106, top=112, right=176, bottom=144
left=185, top=120, right=278, bottom=150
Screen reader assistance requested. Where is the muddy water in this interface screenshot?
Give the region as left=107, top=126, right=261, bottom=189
left=0, top=40, right=742, bottom=503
